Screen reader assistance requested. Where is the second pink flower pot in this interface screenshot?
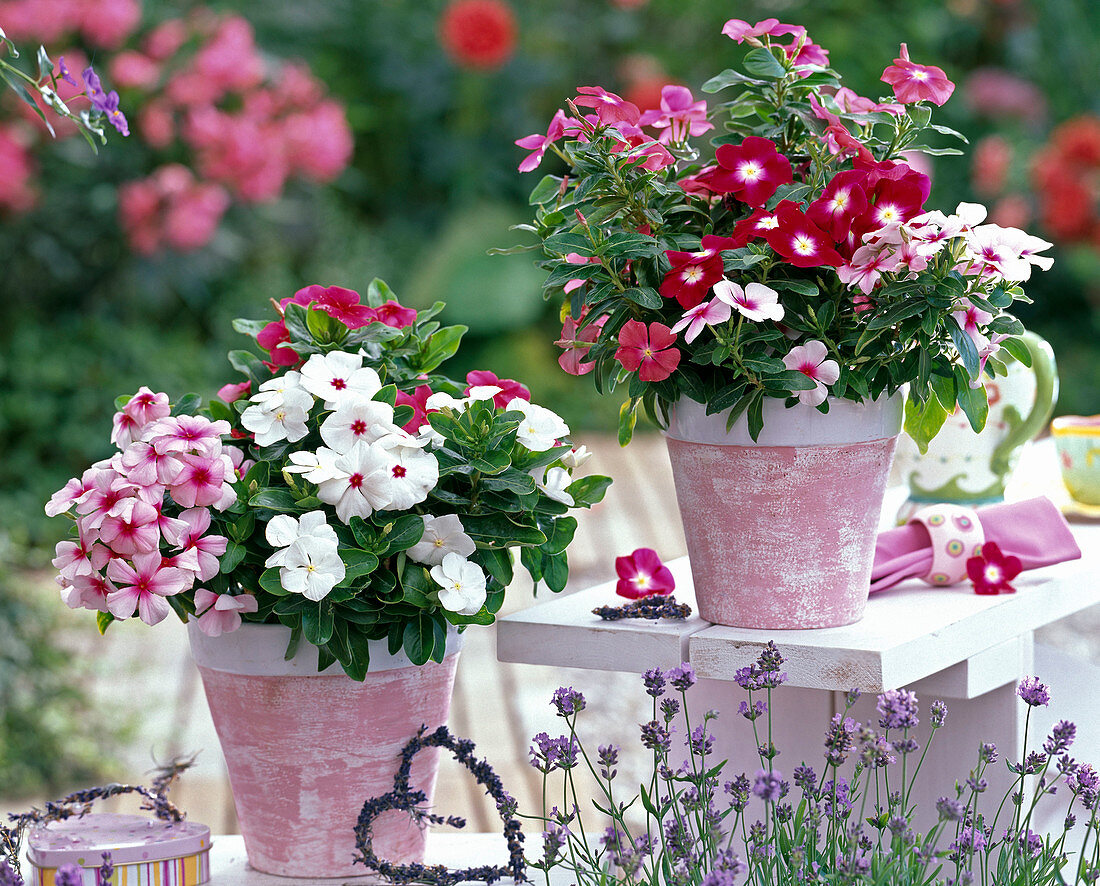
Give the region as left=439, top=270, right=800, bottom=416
left=665, top=395, right=902, bottom=629
left=188, top=622, right=461, bottom=878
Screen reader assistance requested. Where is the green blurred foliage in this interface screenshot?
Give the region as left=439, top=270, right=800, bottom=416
left=2, top=0, right=1098, bottom=550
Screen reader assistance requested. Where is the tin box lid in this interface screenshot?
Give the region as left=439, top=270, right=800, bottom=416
left=27, top=813, right=211, bottom=868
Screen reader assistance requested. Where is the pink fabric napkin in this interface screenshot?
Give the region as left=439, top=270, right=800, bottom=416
left=870, top=497, right=1082, bottom=593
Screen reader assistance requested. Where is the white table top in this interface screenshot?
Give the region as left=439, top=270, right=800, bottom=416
left=498, top=500, right=1100, bottom=693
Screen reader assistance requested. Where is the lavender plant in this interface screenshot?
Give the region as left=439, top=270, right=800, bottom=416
left=523, top=644, right=1099, bottom=886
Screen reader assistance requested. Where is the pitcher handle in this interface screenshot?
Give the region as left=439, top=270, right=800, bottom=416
left=991, top=331, right=1058, bottom=477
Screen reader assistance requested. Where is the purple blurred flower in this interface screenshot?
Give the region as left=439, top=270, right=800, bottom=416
left=81, top=65, right=129, bottom=136
left=551, top=686, right=585, bottom=717
left=57, top=57, right=77, bottom=86
left=877, top=688, right=919, bottom=730
left=0, top=859, right=24, bottom=886
left=739, top=699, right=767, bottom=721
left=752, top=768, right=785, bottom=802
left=824, top=713, right=858, bottom=766
left=936, top=796, right=965, bottom=821
left=980, top=742, right=999, bottom=763
left=689, top=723, right=714, bottom=757
left=931, top=699, right=948, bottom=728
left=668, top=663, right=696, bottom=692
left=1017, top=676, right=1050, bottom=707
left=55, top=865, right=83, bottom=886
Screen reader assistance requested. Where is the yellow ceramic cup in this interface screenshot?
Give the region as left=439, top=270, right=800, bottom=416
left=1052, top=415, right=1100, bottom=505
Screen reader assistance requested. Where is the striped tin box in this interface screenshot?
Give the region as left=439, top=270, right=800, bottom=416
left=28, top=814, right=211, bottom=886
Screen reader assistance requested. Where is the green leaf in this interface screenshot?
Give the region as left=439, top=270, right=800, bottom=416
left=481, top=469, right=537, bottom=495
left=930, top=372, right=957, bottom=413
left=249, top=489, right=301, bottom=512
left=903, top=390, right=950, bottom=454
left=543, top=232, right=593, bottom=255
left=36, top=46, right=52, bottom=81
left=701, top=68, right=767, bottom=93
left=403, top=613, right=435, bottom=666
left=479, top=547, right=514, bottom=587
left=378, top=514, right=425, bottom=554
left=232, top=318, right=268, bottom=338
left=171, top=393, right=202, bottom=416
left=772, top=278, right=820, bottom=297
left=542, top=552, right=569, bottom=593
left=529, top=174, right=562, bottom=205
left=747, top=391, right=765, bottom=442
left=417, top=326, right=467, bottom=373
left=366, top=278, right=396, bottom=307
left=342, top=549, right=381, bottom=583
left=302, top=602, right=335, bottom=647
left=464, top=514, right=547, bottom=547
left=953, top=365, right=989, bottom=433
left=618, top=398, right=638, bottom=447
left=542, top=516, right=578, bottom=555
left=219, top=542, right=247, bottom=575
left=259, top=568, right=290, bottom=596
left=228, top=349, right=270, bottom=387
left=948, top=317, right=980, bottom=377
left=623, top=286, right=663, bottom=309
left=566, top=475, right=613, bottom=507
left=306, top=307, right=347, bottom=344
left=521, top=545, right=543, bottom=583
left=1000, top=336, right=1033, bottom=368
left=97, top=611, right=114, bottom=634
left=866, top=300, right=926, bottom=331
left=742, top=47, right=787, bottom=80
left=767, top=369, right=818, bottom=392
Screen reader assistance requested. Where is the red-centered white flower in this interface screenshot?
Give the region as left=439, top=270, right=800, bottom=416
left=98, top=497, right=161, bottom=556
left=764, top=205, right=845, bottom=268
left=573, top=86, right=640, bottom=126
left=671, top=297, right=732, bottom=344
left=952, top=300, right=994, bottom=350
left=240, top=387, right=312, bottom=447
left=712, top=137, right=794, bottom=207
left=807, top=170, right=869, bottom=242
left=965, top=224, right=1052, bottom=282
left=430, top=552, right=487, bottom=616
left=193, top=589, right=259, bottom=637
left=638, top=85, right=713, bottom=144
left=408, top=513, right=477, bottom=567
left=508, top=398, right=570, bottom=452
left=712, top=280, right=784, bottom=323
left=315, top=442, right=396, bottom=523
left=615, top=547, right=675, bottom=599
left=374, top=435, right=440, bottom=511
left=145, top=415, right=230, bottom=458
left=532, top=466, right=574, bottom=506
left=320, top=397, right=399, bottom=453
left=782, top=340, right=841, bottom=407
left=659, top=248, right=724, bottom=309
left=174, top=507, right=228, bottom=581
left=60, top=571, right=116, bottom=613
left=299, top=351, right=382, bottom=408
left=881, top=44, right=955, bottom=107
left=615, top=320, right=681, bottom=383
left=106, top=552, right=191, bottom=625
left=52, top=525, right=111, bottom=583
left=515, top=109, right=568, bottom=173
left=559, top=445, right=591, bottom=470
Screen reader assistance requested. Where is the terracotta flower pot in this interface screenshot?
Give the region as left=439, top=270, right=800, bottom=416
left=188, top=622, right=461, bottom=878
left=665, top=395, right=903, bottom=629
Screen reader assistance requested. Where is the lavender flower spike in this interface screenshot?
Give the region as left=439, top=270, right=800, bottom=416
left=1017, top=676, right=1051, bottom=707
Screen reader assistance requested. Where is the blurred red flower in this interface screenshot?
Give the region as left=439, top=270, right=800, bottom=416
left=439, top=0, right=517, bottom=71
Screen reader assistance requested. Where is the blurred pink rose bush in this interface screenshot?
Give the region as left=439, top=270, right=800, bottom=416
left=0, top=1, right=353, bottom=255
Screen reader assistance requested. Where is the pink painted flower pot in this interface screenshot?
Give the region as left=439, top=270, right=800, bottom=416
left=188, top=623, right=461, bottom=878
left=665, top=396, right=903, bottom=629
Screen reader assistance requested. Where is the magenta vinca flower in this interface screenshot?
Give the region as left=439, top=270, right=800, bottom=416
left=712, top=137, right=794, bottom=207
left=966, top=541, right=1022, bottom=595
left=782, top=340, right=840, bottom=407
left=638, top=86, right=713, bottom=144
left=515, top=109, right=569, bottom=173
left=880, top=44, right=955, bottom=107
left=573, top=86, right=640, bottom=126
left=614, top=320, right=681, bottom=382
left=615, top=548, right=675, bottom=600
left=764, top=204, right=844, bottom=268
left=712, top=280, right=784, bottom=323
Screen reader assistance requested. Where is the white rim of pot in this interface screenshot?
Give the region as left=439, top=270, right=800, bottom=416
left=665, top=392, right=904, bottom=447
left=187, top=620, right=463, bottom=676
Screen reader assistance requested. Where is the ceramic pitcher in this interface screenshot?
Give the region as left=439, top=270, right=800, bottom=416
left=894, top=331, right=1058, bottom=522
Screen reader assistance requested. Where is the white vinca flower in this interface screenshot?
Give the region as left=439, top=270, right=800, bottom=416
left=250, top=371, right=311, bottom=409
left=407, top=513, right=476, bottom=566
left=320, top=397, right=400, bottom=453
left=241, top=386, right=312, bottom=447
left=264, top=510, right=345, bottom=601
left=532, top=466, right=574, bottom=506
left=374, top=436, right=439, bottom=511
left=507, top=398, right=569, bottom=452
left=559, top=445, right=591, bottom=471
left=299, top=351, right=382, bottom=408
left=314, top=442, right=396, bottom=523
left=430, top=552, right=487, bottom=616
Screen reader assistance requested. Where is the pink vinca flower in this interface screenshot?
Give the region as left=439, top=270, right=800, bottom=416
left=837, top=243, right=902, bottom=296
left=110, top=387, right=171, bottom=449
left=193, top=589, right=258, bottom=637
left=614, top=320, right=681, bottom=382
left=712, top=280, right=784, bottom=323
left=52, top=525, right=111, bottom=583
left=659, top=249, right=724, bottom=309
left=952, top=301, right=994, bottom=350
left=638, top=86, right=713, bottom=144
left=556, top=312, right=605, bottom=376
left=782, top=340, right=841, bottom=407
left=515, top=109, right=568, bottom=173
left=45, top=474, right=95, bottom=518
left=712, top=137, right=794, bottom=207
left=721, top=18, right=801, bottom=44
left=60, top=572, right=117, bottom=613
left=106, top=552, right=192, bottom=625
left=174, top=508, right=229, bottom=581
left=114, top=440, right=184, bottom=488
left=147, top=415, right=231, bottom=458
left=75, top=468, right=138, bottom=531
left=671, top=298, right=732, bottom=344
left=881, top=44, right=955, bottom=107
left=615, top=548, right=675, bottom=599
left=97, top=497, right=161, bottom=556
left=573, top=86, right=640, bottom=126
left=170, top=453, right=236, bottom=510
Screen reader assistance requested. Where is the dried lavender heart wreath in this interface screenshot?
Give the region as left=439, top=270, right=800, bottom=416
left=354, top=725, right=525, bottom=885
